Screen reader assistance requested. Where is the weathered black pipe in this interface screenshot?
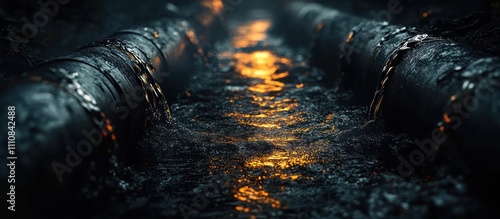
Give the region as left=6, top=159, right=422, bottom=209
left=280, top=2, right=500, bottom=178
left=0, top=1, right=223, bottom=217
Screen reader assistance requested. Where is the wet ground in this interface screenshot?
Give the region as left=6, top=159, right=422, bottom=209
left=84, top=13, right=495, bottom=219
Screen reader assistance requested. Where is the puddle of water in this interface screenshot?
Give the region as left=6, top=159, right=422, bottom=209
left=211, top=18, right=329, bottom=217
left=232, top=20, right=272, bottom=48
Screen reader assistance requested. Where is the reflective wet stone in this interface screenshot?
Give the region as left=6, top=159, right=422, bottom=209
left=83, top=14, right=483, bottom=219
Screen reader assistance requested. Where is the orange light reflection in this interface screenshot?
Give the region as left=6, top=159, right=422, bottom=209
left=214, top=19, right=329, bottom=215
left=232, top=20, right=272, bottom=48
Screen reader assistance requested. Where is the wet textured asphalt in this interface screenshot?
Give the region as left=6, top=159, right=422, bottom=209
left=90, top=13, right=492, bottom=219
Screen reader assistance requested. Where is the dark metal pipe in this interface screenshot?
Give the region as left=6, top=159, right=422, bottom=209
left=280, top=2, right=500, bottom=178
left=0, top=1, right=223, bottom=217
